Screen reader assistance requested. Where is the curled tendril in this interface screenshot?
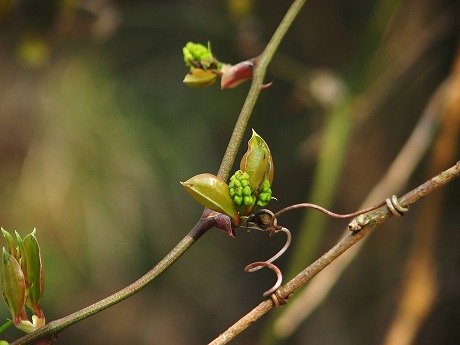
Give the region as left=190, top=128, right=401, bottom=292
left=240, top=210, right=291, bottom=301
left=239, top=196, right=407, bottom=301
left=273, top=200, right=387, bottom=221
left=248, top=227, right=291, bottom=271
left=386, top=195, right=409, bottom=216
left=244, top=261, right=283, bottom=297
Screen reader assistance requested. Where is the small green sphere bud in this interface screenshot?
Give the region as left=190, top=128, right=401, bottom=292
left=234, top=195, right=243, bottom=206
left=244, top=195, right=254, bottom=206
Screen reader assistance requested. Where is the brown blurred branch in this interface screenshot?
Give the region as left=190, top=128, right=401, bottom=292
left=272, top=72, right=451, bottom=337
left=209, top=161, right=460, bottom=345
left=381, top=44, right=460, bottom=345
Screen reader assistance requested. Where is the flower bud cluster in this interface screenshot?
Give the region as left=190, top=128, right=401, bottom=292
left=257, top=179, right=273, bottom=207
left=229, top=170, right=253, bottom=206
left=229, top=171, right=273, bottom=209
left=183, top=42, right=214, bottom=69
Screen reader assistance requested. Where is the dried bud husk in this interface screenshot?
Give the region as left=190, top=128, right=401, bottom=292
left=181, top=173, right=240, bottom=225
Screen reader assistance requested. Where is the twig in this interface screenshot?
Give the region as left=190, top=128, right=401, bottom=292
left=10, top=217, right=214, bottom=345
left=208, top=161, right=460, bottom=345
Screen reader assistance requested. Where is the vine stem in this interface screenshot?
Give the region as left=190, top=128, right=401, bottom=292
left=217, top=0, right=308, bottom=181
left=10, top=1, right=308, bottom=344
left=208, top=161, right=460, bottom=345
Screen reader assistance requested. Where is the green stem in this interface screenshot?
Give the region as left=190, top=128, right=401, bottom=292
left=10, top=1, right=308, bottom=344
left=217, top=0, right=308, bottom=181
left=0, top=320, right=13, bottom=334
left=11, top=217, right=213, bottom=345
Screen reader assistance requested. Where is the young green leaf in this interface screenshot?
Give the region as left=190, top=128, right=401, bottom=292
left=181, top=173, right=240, bottom=225
left=1, top=249, right=26, bottom=327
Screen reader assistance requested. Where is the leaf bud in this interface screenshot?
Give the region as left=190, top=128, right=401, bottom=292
left=1, top=229, right=46, bottom=333
left=220, top=61, right=254, bottom=89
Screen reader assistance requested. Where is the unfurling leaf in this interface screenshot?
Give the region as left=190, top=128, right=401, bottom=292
left=22, top=230, right=45, bottom=317
left=240, top=129, right=274, bottom=192
left=2, top=248, right=26, bottom=327
left=181, top=173, right=240, bottom=225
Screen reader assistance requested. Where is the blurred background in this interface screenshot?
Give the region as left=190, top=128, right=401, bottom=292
left=0, top=0, right=459, bottom=344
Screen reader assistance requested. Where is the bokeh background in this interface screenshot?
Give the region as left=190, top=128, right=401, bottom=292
left=1, top=0, right=459, bottom=344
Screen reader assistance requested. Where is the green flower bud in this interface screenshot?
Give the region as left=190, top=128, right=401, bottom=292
left=234, top=195, right=243, bottom=206
left=243, top=186, right=251, bottom=196
left=243, top=195, right=254, bottom=206
left=181, top=173, right=240, bottom=225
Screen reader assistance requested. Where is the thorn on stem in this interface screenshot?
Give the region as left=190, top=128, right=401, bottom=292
left=261, top=82, right=273, bottom=90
